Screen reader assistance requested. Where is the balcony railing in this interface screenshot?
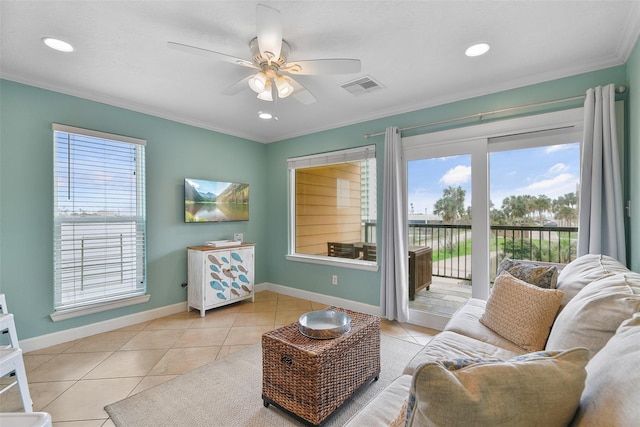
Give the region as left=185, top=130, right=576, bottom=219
left=363, top=222, right=578, bottom=281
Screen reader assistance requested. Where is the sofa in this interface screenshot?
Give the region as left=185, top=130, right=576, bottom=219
left=346, top=254, right=640, bottom=427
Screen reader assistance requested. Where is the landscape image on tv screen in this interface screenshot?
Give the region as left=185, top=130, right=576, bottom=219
left=185, top=178, right=249, bottom=223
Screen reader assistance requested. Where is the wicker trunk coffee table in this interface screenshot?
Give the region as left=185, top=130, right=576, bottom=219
left=262, top=307, right=381, bottom=425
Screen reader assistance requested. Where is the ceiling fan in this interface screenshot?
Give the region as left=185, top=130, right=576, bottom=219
left=168, top=4, right=361, bottom=105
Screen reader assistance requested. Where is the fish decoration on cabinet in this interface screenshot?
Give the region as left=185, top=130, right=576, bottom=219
left=231, top=282, right=241, bottom=289
left=231, top=289, right=240, bottom=297
left=208, top=254, right=223, bottom=267
left=223, top=269, right=237, bottom=280
left=210, top=272, right=223, bottom=282
left=210, top=281, right=224, bottom=291
left=221, top=256, right=229, bottom=264
left=231, top=252, right=244, bottom=263
left=241, top=285, right=251, bottom=294
left=222, top=280, right=230, bottom=288
left=237, top=265, right=249, bottom=274
left=238, top=274, right=250, bottom=284
left=216, top=292, right=227, bottom=300
left=210, top=264, right=221, bottom=273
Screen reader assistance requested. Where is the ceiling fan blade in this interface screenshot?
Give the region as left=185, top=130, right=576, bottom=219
left=221, top=75, right=253, bottom=96
left=288, top=78, right=317, bottom=105
left=168, top=41, right=257, bottom=69
left=282, top=59, right=361, bottom=75
left=256, top=4, right=282, bottom=60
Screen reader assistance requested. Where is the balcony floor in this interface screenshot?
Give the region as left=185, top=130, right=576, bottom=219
left=409, top=277, right=472, bottom=317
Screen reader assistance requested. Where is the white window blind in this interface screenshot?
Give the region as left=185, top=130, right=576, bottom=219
left=52, top=124, right=146, bottom=312
left=287, top=145, right=376, bottom=169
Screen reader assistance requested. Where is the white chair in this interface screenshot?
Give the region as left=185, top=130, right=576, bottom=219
left=0, top=412, right=51, bottom=427
left=0, top=348, right=33, bottom=412
left=0, top=294, right=33, bottom=413
left=0, top=313, right=20, bottom=349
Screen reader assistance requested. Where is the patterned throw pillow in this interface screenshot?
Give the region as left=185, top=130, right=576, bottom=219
left=405, top=348, right=589, bottom=427
left=480, top=271, right=563, bottom=352
left=496, top=257, right=559, bottom=289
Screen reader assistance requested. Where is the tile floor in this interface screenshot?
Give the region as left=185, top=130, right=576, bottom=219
left=409, top=277, right=472, bottom=316
left=1, top=291, right=439, bottom=426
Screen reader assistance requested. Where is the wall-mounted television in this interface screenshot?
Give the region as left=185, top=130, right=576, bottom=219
left=185, top=178, right=249, bottom=223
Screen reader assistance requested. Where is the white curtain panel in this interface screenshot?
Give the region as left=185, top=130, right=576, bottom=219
left=578, top=84, right=626, bottom=264
left=380, top=126, right=409, bottom=322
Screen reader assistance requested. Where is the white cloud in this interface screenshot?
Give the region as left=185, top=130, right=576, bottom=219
left=440, top=165, right=471, bottom=185
left=545, top=144, right=572, bottom=154
left=549, top=163, right=568, bottom=173
left=524, top=173, right=576, bottom=194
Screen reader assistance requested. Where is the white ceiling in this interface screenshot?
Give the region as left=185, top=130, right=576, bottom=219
left=1, top=1, right=639, bottom=143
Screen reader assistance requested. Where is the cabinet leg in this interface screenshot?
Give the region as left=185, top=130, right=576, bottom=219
left=200, top=309, right=205, bottom=318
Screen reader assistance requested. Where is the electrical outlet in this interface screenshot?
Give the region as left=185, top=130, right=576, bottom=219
left=332, top=275, right=338, bottom=285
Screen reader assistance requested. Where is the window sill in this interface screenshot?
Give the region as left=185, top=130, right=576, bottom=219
left=286, top=254, right=379, bottom=272
left=50, top=294, right=151, bottom=322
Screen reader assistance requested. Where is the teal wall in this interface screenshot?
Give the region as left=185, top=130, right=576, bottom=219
left=0, top=80, right=267, bottom=339
left=265, top=66, right=630, bottom=306
left=627, top=38, right=640, bottom=272
left=1, top=60, right=636, bottom=341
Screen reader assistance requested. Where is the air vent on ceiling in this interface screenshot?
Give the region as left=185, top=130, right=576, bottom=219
left=340, top=75, right=384, bottom=96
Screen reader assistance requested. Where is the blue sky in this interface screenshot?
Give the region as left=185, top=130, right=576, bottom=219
left=186, top=178, right=233, bottom=196
left=407, top=143, right=580, bottom=215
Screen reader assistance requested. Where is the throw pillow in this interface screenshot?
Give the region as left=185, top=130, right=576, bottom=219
left=496, top=257, right=558, bottom=289
left=480, top=271, right=563, bottom=351
left=545, top=272, right=640, bottom=358
left=570, top=312, right=640, bottom=426
left=405, top=348, right=589, bottom=427
left=555, top=254, right=630, bottom=309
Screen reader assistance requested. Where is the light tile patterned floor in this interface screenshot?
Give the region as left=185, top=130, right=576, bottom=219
left=1, top=291, right=438, bottom=426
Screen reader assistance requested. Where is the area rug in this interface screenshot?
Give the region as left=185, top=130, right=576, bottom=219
left=105, top=334, right=422, bottom=426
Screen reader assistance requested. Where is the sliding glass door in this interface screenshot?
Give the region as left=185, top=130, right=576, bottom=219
left=402, top=108, right=584, bottom=329
left=404, top=140, right=490, bottom=329
left=488, top=128, right=582, bottom=278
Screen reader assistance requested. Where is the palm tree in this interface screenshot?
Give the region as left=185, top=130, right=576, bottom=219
left=552, top=192, right=578, bottom=226
left=434, top=186, right=466, bottom=224
left=532, top=195, right=551, bottom=224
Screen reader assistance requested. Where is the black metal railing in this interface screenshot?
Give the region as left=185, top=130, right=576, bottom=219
left=363, top=222, right=578, bottom=281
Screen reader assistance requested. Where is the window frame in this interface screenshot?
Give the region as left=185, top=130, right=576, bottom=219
left=51, top=123, right=149, bottom=321
left=403, top=108, right=584, bottom=299
left=286, top=145, right=379, bottom=271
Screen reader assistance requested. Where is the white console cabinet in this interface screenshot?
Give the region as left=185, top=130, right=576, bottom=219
left=187, top=244, right=255, bottom=316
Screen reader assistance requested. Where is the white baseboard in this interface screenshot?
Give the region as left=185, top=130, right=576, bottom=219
left=256, top=282, right=382, bottom=316
left=20, top=282, right=403, bottom=352
left=19, top=301, right=187, bottom=353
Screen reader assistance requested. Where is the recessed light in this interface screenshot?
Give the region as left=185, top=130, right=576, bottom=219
left=465, top=42, right=490, bottom=57
left=258, top=112, right=273, bottom=120
left=42, top=37, right=74, bottom=52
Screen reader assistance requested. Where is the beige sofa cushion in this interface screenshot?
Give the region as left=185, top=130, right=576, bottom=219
left=546, top=272, right=640, bottom=357
left=571, top=312, right=640, bottom=426
left=480, top=272, right=563, bottom=352
left=343, top=375, right=412, bottom=427
left=403, top=330, right=523, bottom=375
left=556, top=254, right=629, bottom=309
left=406, top=348, right=589, bottom=427
left=496, top=257, right=559, bottom=288
left=444, top=299, right=526, bottom=354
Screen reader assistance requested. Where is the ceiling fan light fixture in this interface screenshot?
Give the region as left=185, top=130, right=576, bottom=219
left=248, top=72, right=267, bottom=93
left=275, top=76, right=293, bottom=98
left=465, top=42, right=490, bottom=57
left=257, top=81, right=273, bottom=101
